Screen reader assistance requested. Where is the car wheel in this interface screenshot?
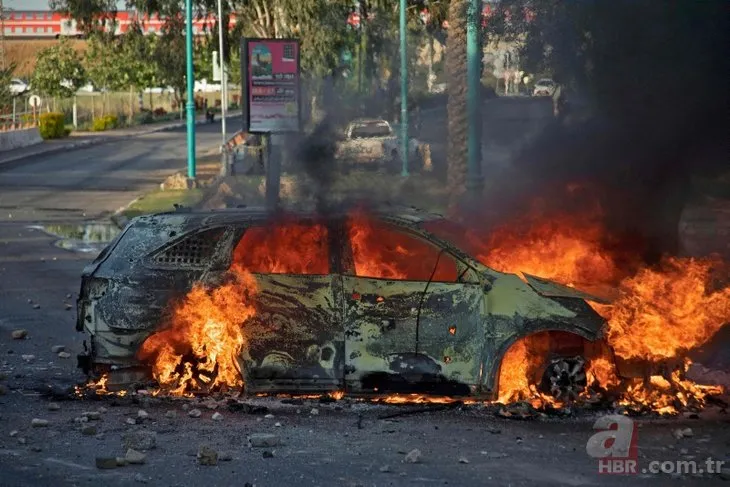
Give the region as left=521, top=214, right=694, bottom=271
left=539, top=355, right=587, bottom=401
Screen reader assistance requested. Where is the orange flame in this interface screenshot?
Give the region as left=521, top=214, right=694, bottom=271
left=137, top=265, right=257, bottom=395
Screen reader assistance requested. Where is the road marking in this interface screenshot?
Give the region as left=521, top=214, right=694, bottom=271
left=45, top=457, right=93, bottom=470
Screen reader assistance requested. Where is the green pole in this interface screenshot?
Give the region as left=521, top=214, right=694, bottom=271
left=185, top=0, right=197, bottom=182
left=399, top=0, right=408, bottom=177
left=466, top=0, right=483, bottom=195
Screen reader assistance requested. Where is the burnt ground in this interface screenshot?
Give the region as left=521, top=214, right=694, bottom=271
left=1, top=225, right=730, bottom=487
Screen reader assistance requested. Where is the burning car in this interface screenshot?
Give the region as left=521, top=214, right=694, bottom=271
left=76, top=206, right=616, bottom=400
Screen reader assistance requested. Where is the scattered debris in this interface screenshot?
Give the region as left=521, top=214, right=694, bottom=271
left=47, top=403, right=60, bottom=411
left=81, top=425, right=98, bottom=436
left=378, top=403, right=461, bottom=420
left=264, top=414, right=275, bottom=419
left=9, top=430, right=18, bottom=437
left=96, top=457, right=118, bottom=470
left=31, top=418, right=49, bottom=427
left=21, top=355, right=35, bottom=363
left=122, top=430, right=157, bottom=451
left=404, top=449, right=422, bottom=464
left=487, top=428, right=501, bottom=435
left=248, top=434, right=279, bottom=448
left=379, top=465, right=391, bottom=473
left=226, top=400, right=269, bottom=415
left=32, top=304, right=41, bottom=309
left=262, top=450, right=274, bottom=458
left=274, top=422, right=281, bottom=427
left=57, top=352, right=71, bottom=359
left=197, top=445, right=218, bottom=466
left=458, top=457, right=469, bottom=464
left=137, top=410, right=149, bottom=420
left=134, top=473, right=149, bottom=484
left=281, top=398, right=304, bottom=406
left=83, top=411, right=101, bottom=421
left=66, top=293, right=72, bottom=299
left=219, top=452, right=233, bottom=462
left=212, top=412, right=224, bottom=421
left=481, top=451, right=509, bottom=459
left=51, top=345, right=65, bottom=354
left=11, top=329, right=28, bottom=340
left=673, top=428, right=694, bottom=440
left=125, top=449, right=147, bottom=465
left=310, top=408, right=319, bottom=416
left=65, top=304, right=73, bottom=311
left=75, top=416, right=89, bottom=424
left=188, top=408, right=202, bottom=418
left=165, top=410, right=177, bottom=418
left=126, top=418, right=137, bottom=425
left=497, top=402, right=539, bottom=420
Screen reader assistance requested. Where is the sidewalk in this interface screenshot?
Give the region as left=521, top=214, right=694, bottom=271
left=0, top=116, right=215, bottom=168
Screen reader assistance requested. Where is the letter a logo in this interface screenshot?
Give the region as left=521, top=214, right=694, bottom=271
left=586, top=415, right=637, bottom=459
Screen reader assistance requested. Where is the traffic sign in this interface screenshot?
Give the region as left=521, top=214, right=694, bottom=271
left=29, top=95, right=41, bottom=108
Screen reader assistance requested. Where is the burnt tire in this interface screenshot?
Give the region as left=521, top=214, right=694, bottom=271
left=539, top=356, right=588, bottom=402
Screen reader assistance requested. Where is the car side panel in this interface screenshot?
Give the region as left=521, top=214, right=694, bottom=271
left=241, top=274, right=344, bottom=393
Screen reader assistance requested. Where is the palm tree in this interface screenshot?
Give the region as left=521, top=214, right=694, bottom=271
left=445, top=0, right=468, bottom=214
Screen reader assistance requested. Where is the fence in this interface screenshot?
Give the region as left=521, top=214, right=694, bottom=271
left=2, top=87, right=241, bottom=131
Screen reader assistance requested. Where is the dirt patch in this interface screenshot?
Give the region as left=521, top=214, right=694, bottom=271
left=7, top=40, right=88, bottom=78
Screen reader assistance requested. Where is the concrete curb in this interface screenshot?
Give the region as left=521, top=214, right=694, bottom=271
left=0, top=119, right=210, bottom=170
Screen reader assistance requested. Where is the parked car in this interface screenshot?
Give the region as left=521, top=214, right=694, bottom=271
left=75, top=206, right=610, bottom=399
left=9, top=78, right=29, bottom=95
left=533, top=78, right=556, bottom=97
left=335, top=118, right=420, bottom=172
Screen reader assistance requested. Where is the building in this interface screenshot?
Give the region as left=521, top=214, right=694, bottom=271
left=2, top=10, right=236, bottom=39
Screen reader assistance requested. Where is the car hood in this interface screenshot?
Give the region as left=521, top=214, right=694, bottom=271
left=522, top=273, right=611, bottom=305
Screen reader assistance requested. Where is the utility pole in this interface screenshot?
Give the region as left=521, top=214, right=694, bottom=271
left=0, top=0, right=6, bottom=70
left=185, top=0, right=197, bottom=183
left=398, top=0, right=409, bottom=177
left=465, top=0, right=484, bottom=197
left=217, top=0, right=227, bottom=151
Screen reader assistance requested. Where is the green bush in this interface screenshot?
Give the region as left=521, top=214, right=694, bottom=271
left=38, top=112, right=67, bottom=139
left=134, top=110, right=154, bottom=125
left=91, top=114, right=119, bottom=132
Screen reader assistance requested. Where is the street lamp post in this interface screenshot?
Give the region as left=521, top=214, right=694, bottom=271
left=217, top=0, right=227, bottom=151
left=465, top=0, right=484, bottom=197
left=399, top=0, right=409, bottom=177
left=185, top=0, right=197, bottom=183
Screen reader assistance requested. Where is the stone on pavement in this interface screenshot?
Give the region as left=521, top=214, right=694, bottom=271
left=31, top=418, right=49, bottom=427
left=125, top=448, right=147, bottom=465
left=47, top=402, right=60, bottom=411
left=123, top=430, right=157, bottom=451
left=57, top=352, right=71, bottom=359
left=248, top=433, right=279, bottom=448
left=11, top=329, right=28, bottom=339
left=81, top=424, right=98, bottom=436
left=404, top=449, right=422, bottom=464
left=197, top=445, right=218, bottom=466
left=50, top=345, right=65, bottom=354
left=96, top=457, right=118, bottom=469
left=188, top=408, right=202, bottom=418
left=212, top=412, right=223, bottom=421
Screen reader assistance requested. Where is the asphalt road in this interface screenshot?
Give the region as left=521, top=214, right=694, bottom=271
left=0, top=121, right=234, bottom=223
left=0, top=118, right=729, bottom=486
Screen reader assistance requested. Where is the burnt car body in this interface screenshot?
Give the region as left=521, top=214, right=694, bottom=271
left=76, top=206, right=608, bottom=398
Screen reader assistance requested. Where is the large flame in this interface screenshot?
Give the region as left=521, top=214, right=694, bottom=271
left=473, top=190, right=730, bottom=412
left=138, top=265, right=257, bottom=395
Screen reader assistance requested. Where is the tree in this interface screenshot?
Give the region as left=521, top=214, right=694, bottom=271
left=84, top=34, right=127, bottom=116
left=445, top=0, right=468, bottom=212
left=0, top=64, right=17, bottom=111
left=49, top=0, right=119, bottom=34
left=31, top=39, right=86, bottom=105
left=118, top=24, right=162, bottom=119
left=154, top=13, right=188, bottom=111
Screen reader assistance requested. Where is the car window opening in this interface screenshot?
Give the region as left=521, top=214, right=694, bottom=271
left=350, top=122, right=392, bottom=139
left=347, top=214, right=458, bottom=282
left=233, top=222, right=329, bottom=275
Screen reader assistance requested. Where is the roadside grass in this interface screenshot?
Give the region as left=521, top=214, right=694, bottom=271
left=120, top=155, right=222, bottom=219
left=122, top=189, right=206, bottom=219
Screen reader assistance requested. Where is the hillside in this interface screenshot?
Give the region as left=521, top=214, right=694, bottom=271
left=6, top=40, right=89, bottom=78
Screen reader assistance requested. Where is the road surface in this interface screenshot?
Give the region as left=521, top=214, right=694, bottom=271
left=0, top=121, right=234, bottom=223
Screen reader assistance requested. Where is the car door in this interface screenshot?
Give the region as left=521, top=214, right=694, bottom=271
left=341, top=214, right=486, bottom=395
left=228, top=218, right=343, bottom=393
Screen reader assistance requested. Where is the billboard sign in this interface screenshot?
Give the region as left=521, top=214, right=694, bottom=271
left=241, top=38, right=301, bottom=133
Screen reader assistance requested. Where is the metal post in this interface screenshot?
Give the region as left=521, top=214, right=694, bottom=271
left=264, top=135, right=279, bottom=210
left=72, top=95, right=78, bottom=129
left=398, top=0, right=408, bottom=177
left=12, top=97, right=15, bottom=125
left=217, top=0, right=227, bottom=151
left=185, top=0, right=197, bottom=183
left=466, top=0, right=484, bottom=195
